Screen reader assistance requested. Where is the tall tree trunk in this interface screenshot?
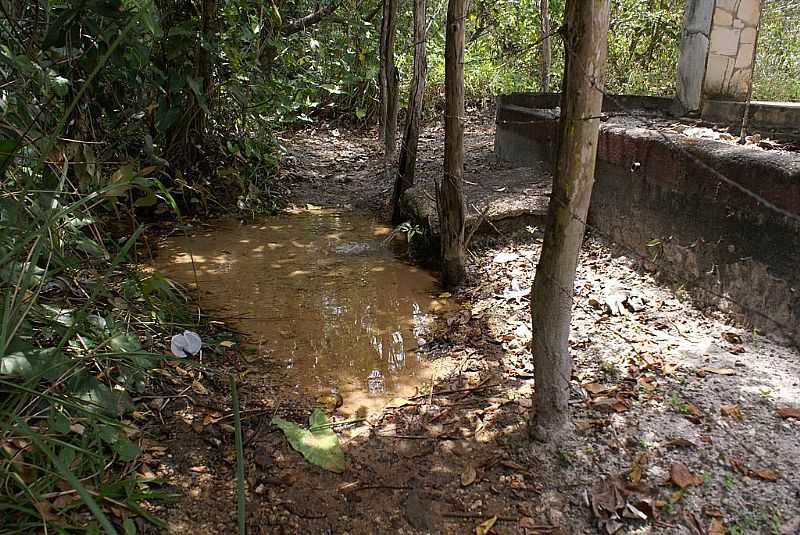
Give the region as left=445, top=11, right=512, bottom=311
left=391, top=0, right=427, bottom=223
left=379, top=0, right=400, bottom=179
left=194, top=0, right=216, bottom=136
left=529, top=0, right=610, bottom=441
left=438, top=0, right=466, bottom=288
left=540, top=0, right=551, bottom=92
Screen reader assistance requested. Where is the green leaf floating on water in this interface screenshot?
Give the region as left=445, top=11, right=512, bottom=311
left=271, top=409, right=345, bottom=473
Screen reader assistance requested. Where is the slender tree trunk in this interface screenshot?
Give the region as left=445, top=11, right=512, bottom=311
left=196, top=0, right=216, bottom=131
left=529, top=0, right=610, bottom=442
left=379, top=0, right=400, bottom=179
left=438, top=0, right=466, bottom=288
left=391, top=0, right=427, bottom=223
left=540, top=0, right=551, bottom=92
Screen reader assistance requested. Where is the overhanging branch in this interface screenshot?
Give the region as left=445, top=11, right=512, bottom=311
left=281, top=3, right=340, bottom=35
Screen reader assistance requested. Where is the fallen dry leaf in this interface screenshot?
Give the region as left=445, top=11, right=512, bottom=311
left=475, top=515, right=497, bottom=535
left=633, top=498, right=657, bottom=520
left=202, top=413, right=219, bottom=426
left=629, top=452, right=648, bottom=485
left=685, top=511, right=704, bottom=535
left=591, top=396, right=628, bottom=413
left=583, top=382, right=614, bottom=396
left=590, top=476, right=629, bottom=533
left=749, top=467, right=779, bottom=481
left=721, top=332, right=742, bottom=344
left=686, top=403, right=702, bottom=417
left=777, top=406, right=800, bottom=419
left=720, top=405, right=742, bottom=418
left=461, top=464, right=478, bottom=486
left=670, top=463, right=704, bottom=489
left=708, top=518, right=726, bottom=535
left=663, top=362, right=679, bottom=375
left=729, top=457, right=748, bottom=475
left=191, top=380, right=209, bottom=395
left=33, top=500, right=57, bottom=521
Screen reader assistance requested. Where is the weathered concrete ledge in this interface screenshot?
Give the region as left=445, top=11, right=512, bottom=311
left=495, top=93, right=800, bottom=340
left=701, top=100, right=800, bottom=136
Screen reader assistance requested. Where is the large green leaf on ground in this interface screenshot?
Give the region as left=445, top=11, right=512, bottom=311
left=71, top=376, right=134, bottom=416
left=0, top=342, right=68, bottom=380
left=272, top=409, right=345, bottom=473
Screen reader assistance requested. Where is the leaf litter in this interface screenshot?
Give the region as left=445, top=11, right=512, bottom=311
left=149, top=113, right=800, bottom=534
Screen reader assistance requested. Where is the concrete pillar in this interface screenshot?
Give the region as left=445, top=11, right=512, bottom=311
left=676, top=0, right=761, bottom=113
left=703, top=0, right=761, bottom=101
left=676, top=0, right=715, bottom=112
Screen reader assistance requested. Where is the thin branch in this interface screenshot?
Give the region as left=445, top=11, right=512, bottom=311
left=281, top=2, right=340, bottom=35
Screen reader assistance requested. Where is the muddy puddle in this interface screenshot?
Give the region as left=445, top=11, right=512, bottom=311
left=156, top=209, right=450, bottom=415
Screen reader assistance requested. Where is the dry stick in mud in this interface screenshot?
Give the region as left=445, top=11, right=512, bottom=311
left=391, top=0, right=427, bottom=223
left=379, top=0, right=400, bottom=181
left=438, top=0, right=467, bottom=288
left=530, top=0, right=610, bottom=442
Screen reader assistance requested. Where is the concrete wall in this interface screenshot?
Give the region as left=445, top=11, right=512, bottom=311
left=701, top=100, right=800, bottom=135
left=494, top=95, right=800, bottom=340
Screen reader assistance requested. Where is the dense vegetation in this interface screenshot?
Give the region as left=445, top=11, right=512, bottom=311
left=1, top=0, right=798, bottom=531
left=754, top=0, right=800, bottom=101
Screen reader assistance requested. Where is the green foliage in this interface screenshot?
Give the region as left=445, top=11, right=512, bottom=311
left=0, top=173, right=185, bottom=530
left=753, top=1, right=800, bottom=101
left=272, top=409, right=346, bottom=473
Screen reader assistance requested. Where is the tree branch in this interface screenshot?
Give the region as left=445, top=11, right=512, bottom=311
left=281, top=3, right=339, bottom=35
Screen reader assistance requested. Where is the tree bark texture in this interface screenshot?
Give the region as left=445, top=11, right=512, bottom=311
left=540, top=0, right=551, bottom=92
left=530, top=0, right=610, bottom=441
left=379, top=0, right=400, bottom=179
left=438, top=0, right=467, bottom=288
left=391, top=0, right=427, bottom=223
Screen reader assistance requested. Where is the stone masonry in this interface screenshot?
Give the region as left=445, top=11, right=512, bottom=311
left=676, top=0, right=761, bottom=112
left=703, top=0, right=760, bottom=99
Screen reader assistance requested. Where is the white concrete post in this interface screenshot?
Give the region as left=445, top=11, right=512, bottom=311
left=676, top=0, right=715, bottom=112
left=676, top=0, right=761, bottom=113
left=703, top=0, right=761, bottom=100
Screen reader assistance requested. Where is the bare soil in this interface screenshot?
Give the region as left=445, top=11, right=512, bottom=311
left=144, top=112, right=800, bottom=535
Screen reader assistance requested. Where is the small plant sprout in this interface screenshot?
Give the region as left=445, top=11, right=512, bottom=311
left=669, top=394, right=690, bottom=414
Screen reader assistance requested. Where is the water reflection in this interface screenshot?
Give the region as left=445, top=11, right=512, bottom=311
left=155, top=209, right=445, bottom=413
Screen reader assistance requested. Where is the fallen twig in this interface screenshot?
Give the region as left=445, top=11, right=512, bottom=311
left=465, top=202, right=492, bottom=250
left=378, top=433, right=472, bottom=440
left=443, top=512, right=519, bottom=522
left=409, top=379, right=498, bottom=400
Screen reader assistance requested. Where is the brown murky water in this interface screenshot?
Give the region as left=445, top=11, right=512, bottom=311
left=156, top=209, right=449, bottom=414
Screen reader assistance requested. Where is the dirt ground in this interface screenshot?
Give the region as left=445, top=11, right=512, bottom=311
left=144, top=111, right=800, bottom=534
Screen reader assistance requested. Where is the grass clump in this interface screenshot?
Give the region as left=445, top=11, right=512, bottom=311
left=0, top=171, right=194, bottom=532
